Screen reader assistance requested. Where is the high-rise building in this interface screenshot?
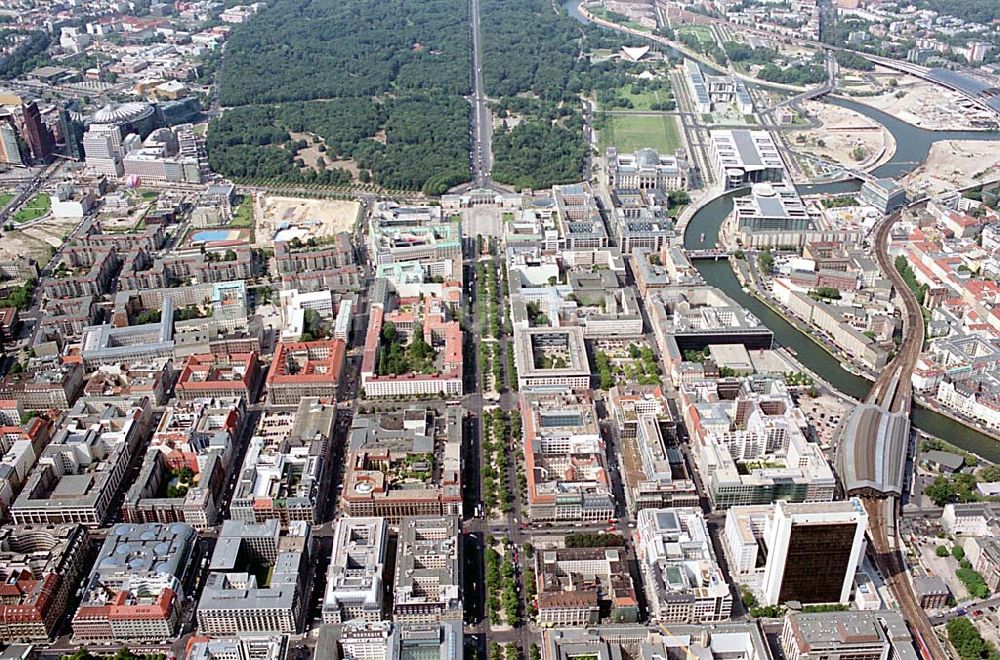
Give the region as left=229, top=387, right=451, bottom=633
left=20, top=101, right=54, bottom=163
left=761, top=499, right=868, bottom=606
left=58, top=103, right=83, bottom=161
left=82, top=124, right=123, bottom=176
left=0, top=122, right=22, bottom=165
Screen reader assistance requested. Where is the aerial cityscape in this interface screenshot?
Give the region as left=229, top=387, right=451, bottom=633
left=0, top=0, right=996, bottom=659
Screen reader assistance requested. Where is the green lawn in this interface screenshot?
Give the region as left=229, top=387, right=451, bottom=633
left=230, top=195, right=254, bottom=227
left=0, top=193, right=14, bottom=209
left=599, top=114, right=682, bottom=153
left=12, top=193, right=50, bottom=224
left=677, top=25, right=714, bottom=44
left=616, top=86, right=673, bottom=111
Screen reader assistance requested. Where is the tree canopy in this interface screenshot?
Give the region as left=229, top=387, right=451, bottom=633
left=218, top=0, right=470, bottom=106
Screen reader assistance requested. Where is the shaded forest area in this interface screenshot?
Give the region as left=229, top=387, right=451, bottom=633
left=208, top=0, right=472, bottom=193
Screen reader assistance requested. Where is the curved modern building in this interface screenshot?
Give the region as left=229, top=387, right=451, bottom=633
left=837, top=404, right=910, bottom=497
left=90, top=101, right=157, bottom=139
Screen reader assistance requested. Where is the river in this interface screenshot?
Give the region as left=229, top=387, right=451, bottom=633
left=562, top=0, right=1000, bottom=461
left=683, top=102, right=1000, bottom=462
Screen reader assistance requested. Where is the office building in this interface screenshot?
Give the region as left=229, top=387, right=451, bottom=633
left=393, top=516, right=462, bottom=623
left=72, top=523, right=197, bottom=643
left=360, top=285, right=463, bottom=399
left=343, top=408, right=462, bottom=523
left=781, top=610, right=919, bottom=660
left=520, top=390, right=615, bottom=523
left=636, top=508, right=732, bottom=623
left=542, top=623, right=769, bottom=660
left=11, top=399, right=151, bottom=527
left=186, top=635, right=289, bottom=660
left=123, top=397, right=244, bottom=529
left=80, top=297, right=175, bottom=368
left=680, top=377, right=835, bottom=509
left=197, top=519, right=311, bottom=635
left=0, top=123, right=22, bottom=165
left=860, top=178, right=907, bottom=214
left=725, top=498, right=867, bottom=606
left=513, top=326, right=591, bottom=390
left=0, top=362, right=84, bottom=412
left=709, top=130, right=786, bottom=189
left=322, top=517, right=388, bottom=623
left=175, top=353, right=261, bottom=402
left=318, top=621, right=464, bottom=660
left=21, top=102, right=54, bottom=163
left=265, top=339, right=346, bottom=405
left=609, top=385, right=697, bottom=513
left=606, top=147, right=689, bottom=191
left=231, top=398, right=336, bottom=526
left=536, top=546, right=639, bottom=627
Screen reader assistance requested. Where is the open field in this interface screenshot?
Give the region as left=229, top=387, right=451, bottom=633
left=903, top=140, right=1000, bottom=197
left=599, top=114, right=682, bottom=153
left=790, top=100, right=891, bottom=171
left=0, top=215, right=77, bottom=262
left=254, top=194, right=361, bottom=247
left=858, top=76, right=997, bottom=130
left=230, top=195, right=254, bottom=228
left=611, top=83, right=672, bottom=111
left=0, top=193, right=14, bottom=209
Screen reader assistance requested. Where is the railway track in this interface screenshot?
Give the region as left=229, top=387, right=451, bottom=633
left=861, top=210, right=944, bottom=660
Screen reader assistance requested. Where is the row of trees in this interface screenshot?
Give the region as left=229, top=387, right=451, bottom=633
left=482, top=408, right=514, bottom=515
left=565, top=532, right=625, bottom=548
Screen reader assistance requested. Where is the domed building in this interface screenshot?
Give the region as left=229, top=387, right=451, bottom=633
left=90, top=101, right=157, bottom=139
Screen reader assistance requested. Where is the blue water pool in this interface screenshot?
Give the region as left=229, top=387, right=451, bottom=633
left=191, top=229, right=237, bottom=242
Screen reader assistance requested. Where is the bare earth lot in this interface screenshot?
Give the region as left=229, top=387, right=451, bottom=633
left=904, top=140, right=1000, bottom=197
left=860, top=77, right=996, bottom=130
left=0, top=216, right=79, bottom=263
left=791, top=100, right=892, bottom=170
left=254, top=194, right=361, bottom=247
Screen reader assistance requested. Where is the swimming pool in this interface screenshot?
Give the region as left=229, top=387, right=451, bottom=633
left=191, top=229, right=241, bottom=243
